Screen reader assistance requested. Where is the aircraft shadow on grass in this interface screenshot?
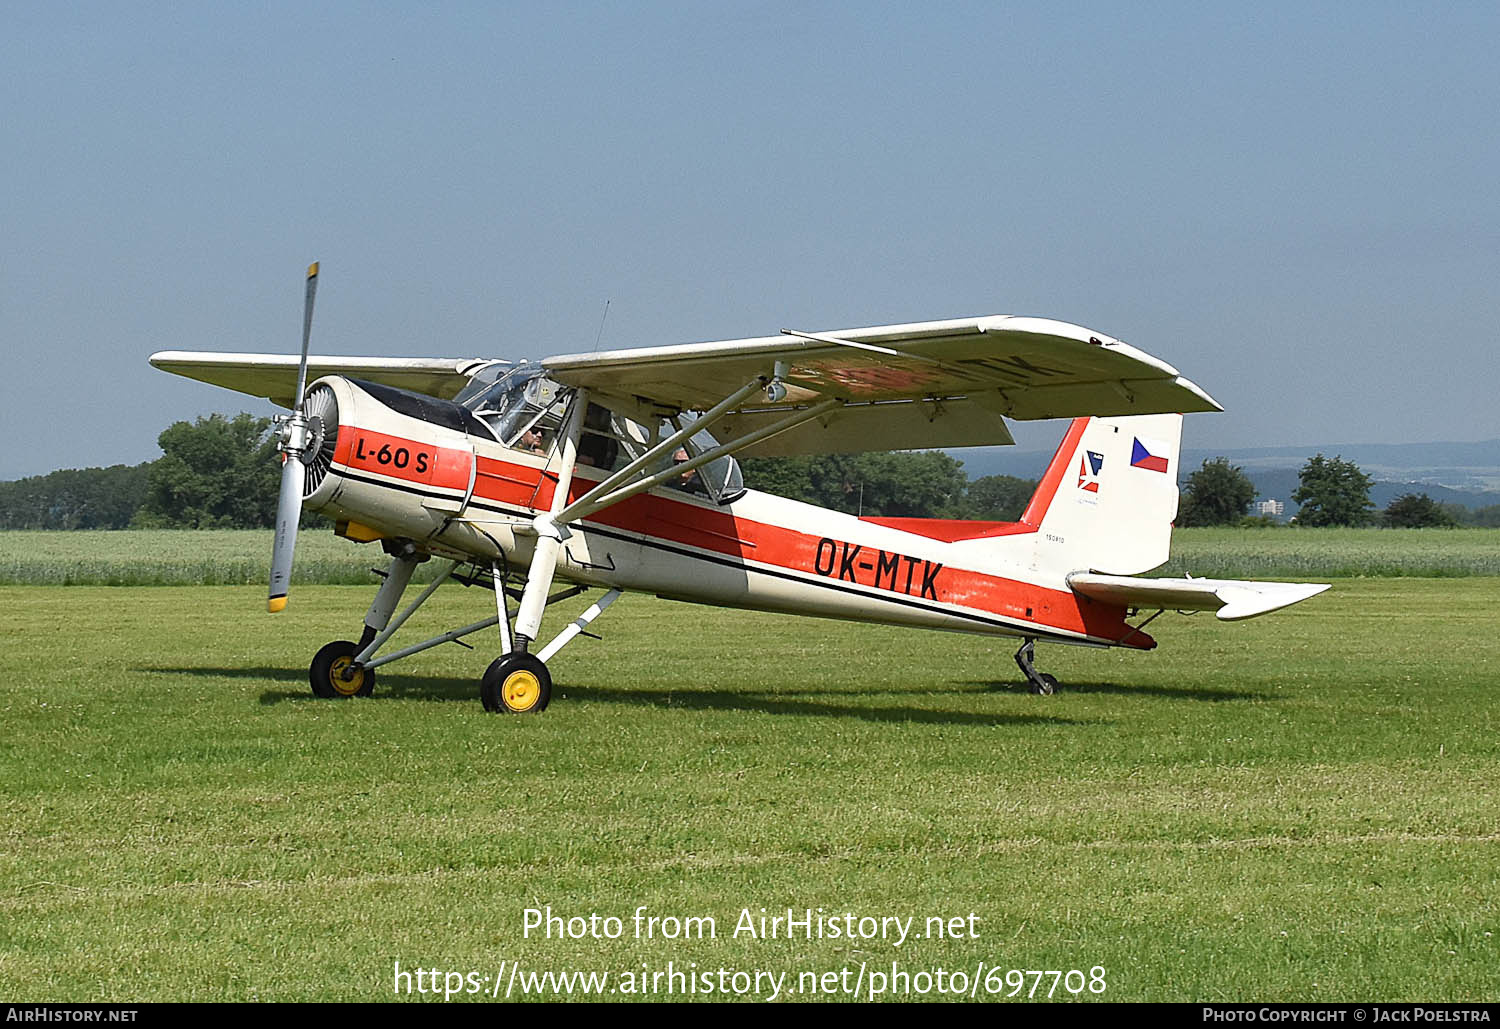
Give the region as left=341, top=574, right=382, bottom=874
left=140, top=665, right=1092, bottom=728
left=963, top=679, right=1273, bottom=703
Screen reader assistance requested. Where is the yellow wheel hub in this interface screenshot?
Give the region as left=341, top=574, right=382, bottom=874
left=502, top=670, right=541, bottom=711
left=329, top=656, right=365, bottom=696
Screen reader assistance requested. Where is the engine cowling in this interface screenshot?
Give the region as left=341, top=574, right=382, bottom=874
left=300, top=376, right=480, bottom=542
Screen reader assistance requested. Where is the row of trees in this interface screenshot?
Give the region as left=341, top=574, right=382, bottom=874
left=4, top=413, right=1493, bottom=530
left=1180, top=453, right=1476, bottom=527
left=0, top=414, right=282, bottom=530
left=740, top=453, right=1035, bottom=521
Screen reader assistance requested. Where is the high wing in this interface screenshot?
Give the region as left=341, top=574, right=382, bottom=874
left=152, top=315, right=1219, bottom=455
left=149, top=351, right=503, bottom=408
left=1068, top=573, right=1331, bottom=621
left=543, top=315, right=1220, bottom=456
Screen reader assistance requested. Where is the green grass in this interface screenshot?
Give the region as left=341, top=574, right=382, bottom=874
left=2, top=526, right=1498, bottom=586
left=1164, top=527, right=1500, bottom=578
left=2, top=578, right=1498, bottom=1001
left=0, top=528, right=402, bottom=586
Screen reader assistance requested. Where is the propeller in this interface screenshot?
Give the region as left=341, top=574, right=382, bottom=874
left=268, top=261, right=319, bottom=613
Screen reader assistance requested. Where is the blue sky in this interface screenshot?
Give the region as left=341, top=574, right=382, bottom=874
left=3, top=2, right=1496, bottom=479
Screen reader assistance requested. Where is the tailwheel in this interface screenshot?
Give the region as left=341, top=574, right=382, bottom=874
left=1014, top=638, right=1059, bottom=695
left=310, top=640, right=375, bottom=699
left=481, top=653, right=552, bottom=714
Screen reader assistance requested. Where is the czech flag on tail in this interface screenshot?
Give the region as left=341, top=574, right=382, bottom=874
left=1131, top=437, right=1170, bottom=473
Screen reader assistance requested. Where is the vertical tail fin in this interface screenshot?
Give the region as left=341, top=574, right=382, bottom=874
left=1023, top=413, right=1183, bottom=577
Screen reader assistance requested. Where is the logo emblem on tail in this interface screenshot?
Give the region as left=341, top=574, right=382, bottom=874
left=1077, top=450, right=1104, bottom=492
left=1131, top=438, right=1170, bottom=473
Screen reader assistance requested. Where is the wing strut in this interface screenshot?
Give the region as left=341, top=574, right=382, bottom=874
left=554, top=393, right=843, bottom=526
left=557, top=374, right=768, bottom=520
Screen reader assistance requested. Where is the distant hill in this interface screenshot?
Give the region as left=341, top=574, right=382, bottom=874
left=953, top=437, right=1500, bottom=512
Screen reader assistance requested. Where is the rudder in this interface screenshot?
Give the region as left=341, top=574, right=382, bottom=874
left=1022, top=413, right=1183, bottom=577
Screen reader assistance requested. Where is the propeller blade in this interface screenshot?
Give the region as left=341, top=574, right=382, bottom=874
left=268, top=451, right=305, bottom=612
left=295, top=261, right=318, bottom=403
left=268, top=261, right=319, bottom=613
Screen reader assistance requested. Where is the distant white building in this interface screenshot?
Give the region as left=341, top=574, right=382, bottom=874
left=1255, top=498, right=1286, bottom=518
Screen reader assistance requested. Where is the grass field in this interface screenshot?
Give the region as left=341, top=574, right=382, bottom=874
left=3, top=525, right=1499, bottom=585
left=2, top=573, right=1498, bottom=1001
left=1157, top=527, right=1500, bottom=579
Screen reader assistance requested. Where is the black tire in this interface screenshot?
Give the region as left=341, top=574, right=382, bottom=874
left=480, top=653, right=552, bottom=714
left=310, top=640, right=375, bottom=699
left=1029, top=672, right=1059, bottom=696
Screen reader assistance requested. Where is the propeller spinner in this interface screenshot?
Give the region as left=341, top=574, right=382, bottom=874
left=268, top=261, right=319, bottom=612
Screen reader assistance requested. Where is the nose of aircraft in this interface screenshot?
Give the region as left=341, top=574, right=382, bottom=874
left=297, top=382, right=340, bottom=496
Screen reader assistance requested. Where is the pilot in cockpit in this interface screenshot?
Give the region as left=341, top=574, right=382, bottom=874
left=518, top=427, right=547, bottom=455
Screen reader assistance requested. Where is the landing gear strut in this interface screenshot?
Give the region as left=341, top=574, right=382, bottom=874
left=303, top=537, right=621, bottom=709
left=302, top=392, right=617, bottom=710
left=1014, top=638, right=1059, bottom=695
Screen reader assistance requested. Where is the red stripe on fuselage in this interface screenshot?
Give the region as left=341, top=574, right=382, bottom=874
left=333, top=427, right=469, bottom=491
left=857, top=517, right=1036, bottom=542
left=331, top=427, right=1148, bottom=647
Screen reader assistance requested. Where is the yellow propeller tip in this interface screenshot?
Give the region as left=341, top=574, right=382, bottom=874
left=307, top=261, right=319, bottom=278
left=268, top=596, right=288, bottom=613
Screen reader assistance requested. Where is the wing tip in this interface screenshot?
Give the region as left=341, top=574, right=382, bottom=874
left=1175, top=375, right=1224, bottom=412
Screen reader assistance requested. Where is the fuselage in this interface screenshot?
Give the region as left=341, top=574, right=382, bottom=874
left=304, top=376, right=1153, bottom=651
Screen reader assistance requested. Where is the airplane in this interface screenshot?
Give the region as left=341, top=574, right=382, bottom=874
left=149, top=263, right=1329, bottom=712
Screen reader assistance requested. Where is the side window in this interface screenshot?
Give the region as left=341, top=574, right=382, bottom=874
left=577, top=403, right=621, bottom=470
left=662, top=418, right=745, bottom=504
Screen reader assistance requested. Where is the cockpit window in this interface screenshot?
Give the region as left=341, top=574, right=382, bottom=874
left=450, top=361, right=510, bottom=404
left=457, top=364, right=567, bottom=449
left=457, top=369, right=745, bottom=503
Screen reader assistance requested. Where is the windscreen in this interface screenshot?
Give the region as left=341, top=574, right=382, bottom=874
left=458, top=365, right=567, bottom=448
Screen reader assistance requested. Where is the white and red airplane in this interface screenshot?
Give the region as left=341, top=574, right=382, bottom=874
left=151, top=264, right=1328, bottom=712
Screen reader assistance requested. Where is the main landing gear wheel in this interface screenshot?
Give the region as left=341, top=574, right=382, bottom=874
left=310, top=640, right=375, bottom=699
left=481, top=653, right=552, bottom=714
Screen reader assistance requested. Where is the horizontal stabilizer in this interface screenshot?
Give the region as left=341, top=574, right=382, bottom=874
left=1068, top=573, right=1330, bottom=621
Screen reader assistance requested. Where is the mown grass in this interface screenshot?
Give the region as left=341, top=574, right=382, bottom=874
left=1, top=579, right=1498, bottom=1001
left=2, top=526, right=1498, bottom=586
